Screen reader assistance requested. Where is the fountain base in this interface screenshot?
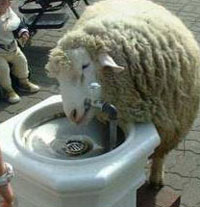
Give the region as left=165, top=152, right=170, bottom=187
left=0, top=95, right=160, bottom=207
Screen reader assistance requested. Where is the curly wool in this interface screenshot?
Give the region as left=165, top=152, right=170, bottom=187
left=49, top=0, right=200, bottom=156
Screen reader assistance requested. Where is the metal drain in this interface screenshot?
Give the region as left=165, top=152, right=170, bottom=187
left=63, top=140, right=90, bottom=156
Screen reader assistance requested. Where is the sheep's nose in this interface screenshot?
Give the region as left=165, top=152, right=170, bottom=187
left=69, top=109, right=78, bottom=122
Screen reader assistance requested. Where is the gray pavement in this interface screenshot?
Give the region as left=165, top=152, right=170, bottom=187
left=1, top=0, right=200, bottom=207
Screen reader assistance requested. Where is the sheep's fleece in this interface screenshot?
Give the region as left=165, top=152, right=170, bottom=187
left=46, top=0, right=200, bottom=185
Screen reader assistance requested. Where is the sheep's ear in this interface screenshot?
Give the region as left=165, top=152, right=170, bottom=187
left=98, top=53, right=124, bottom=73
left=45, top=59, right=58, bottom=78
left=45, top=48, right=65, bottom=78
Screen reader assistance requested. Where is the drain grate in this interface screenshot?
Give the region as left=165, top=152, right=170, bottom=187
left=63, top=140, right=90, bottom=156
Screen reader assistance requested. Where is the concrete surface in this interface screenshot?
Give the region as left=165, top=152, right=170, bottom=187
left=0, top=0, right=200, bottom=207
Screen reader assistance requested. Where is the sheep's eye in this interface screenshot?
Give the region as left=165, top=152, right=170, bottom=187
left=82, top=63, right=90, bottom=70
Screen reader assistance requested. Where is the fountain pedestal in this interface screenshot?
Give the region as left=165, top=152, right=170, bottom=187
left=0, top=95, right=160, bottom=207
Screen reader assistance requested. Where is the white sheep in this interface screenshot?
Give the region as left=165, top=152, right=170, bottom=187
left=45, top=0, right=200, bottom=187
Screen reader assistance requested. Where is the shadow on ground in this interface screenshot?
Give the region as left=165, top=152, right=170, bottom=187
left=22, top=45, right=58, bottom=88
left=22, top=45, right=51, bottom=69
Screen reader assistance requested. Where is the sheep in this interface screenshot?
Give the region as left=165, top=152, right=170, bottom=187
left=45, top=0, right=200, bottom=187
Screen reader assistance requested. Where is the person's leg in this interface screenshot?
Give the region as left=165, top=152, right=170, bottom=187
left=0, top=57, right=12, bottom=90
left=0, top=56, right=20, bottom=103
left=10, top=47, right=40, bottom=92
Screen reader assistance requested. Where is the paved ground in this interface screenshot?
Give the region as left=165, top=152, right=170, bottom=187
left=0, top=0, right=200, bottom=207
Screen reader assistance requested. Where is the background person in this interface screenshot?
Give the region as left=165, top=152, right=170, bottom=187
left=0, top=0, right=40, bottom=104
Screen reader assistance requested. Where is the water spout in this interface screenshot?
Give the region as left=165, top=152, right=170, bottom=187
left=109, top=119, right=117, bottom=150
left=88, top=83, right=118, bottom=150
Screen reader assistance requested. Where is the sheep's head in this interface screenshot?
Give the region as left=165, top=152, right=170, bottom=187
left=46, top=47, right=124, bottom=125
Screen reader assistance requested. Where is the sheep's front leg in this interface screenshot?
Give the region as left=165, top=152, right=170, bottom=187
left=149, top=156, right=165, bottom=188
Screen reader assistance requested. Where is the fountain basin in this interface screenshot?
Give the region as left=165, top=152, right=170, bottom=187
left=14, top=100, right=125, bottom=161
left=0, top=95, right=160, bottom=207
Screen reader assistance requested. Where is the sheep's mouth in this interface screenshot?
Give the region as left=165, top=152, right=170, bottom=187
left=76, top=109, right=91, bottom=125
left=76, top=100, right=92, bottom=125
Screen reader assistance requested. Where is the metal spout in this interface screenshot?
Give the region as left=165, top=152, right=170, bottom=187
left=88, top=83, right=118, bottom=150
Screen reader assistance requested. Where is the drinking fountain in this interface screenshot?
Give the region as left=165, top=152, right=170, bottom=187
left=0, top=95, right=160, bottom=207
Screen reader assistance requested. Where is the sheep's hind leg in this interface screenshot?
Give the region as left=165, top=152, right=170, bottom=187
left=149, top=156, right=165, bottom=188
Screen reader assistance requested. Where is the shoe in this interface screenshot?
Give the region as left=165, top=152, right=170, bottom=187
left=5, top=90, right=21, bottom=104
left=18, top=79, right=40, bottom=93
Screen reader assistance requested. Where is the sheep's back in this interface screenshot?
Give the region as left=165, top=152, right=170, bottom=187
left=102, top=19, right=200, bottom=132
left=79, top=0, right=200, bottom=144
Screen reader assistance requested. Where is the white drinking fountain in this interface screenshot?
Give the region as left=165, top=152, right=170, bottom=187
left=0, top=95, right=160, bottom=207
